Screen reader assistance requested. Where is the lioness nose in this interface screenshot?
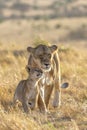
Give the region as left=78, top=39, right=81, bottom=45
left=39, top=71, right=43, bottom=75
left=40, top=70, right=43, bottom=74
left=44, top=63, right=49, bottom=67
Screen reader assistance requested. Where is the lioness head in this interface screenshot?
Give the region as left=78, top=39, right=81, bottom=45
left=27, top=44, right=58, bottom=71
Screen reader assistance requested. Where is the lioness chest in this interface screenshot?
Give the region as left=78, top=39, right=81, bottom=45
left=42, top=73, right=53, bottom=86
left=38, top=68, right=55, bottom=100
left=43, top=60, right=56, bottom=86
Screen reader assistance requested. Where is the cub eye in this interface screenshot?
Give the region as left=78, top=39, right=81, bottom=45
left=34, top=68, right=39, bottom=72
left=28, top=102, right=32, bottom=105
left=28, top=68, right=30, bottom=72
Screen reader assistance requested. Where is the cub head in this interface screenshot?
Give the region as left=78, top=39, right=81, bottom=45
left=27, top=44, right=58, bottom=71
left=26, top=65, right=43, bottom=81
left=25, top=65, right=42, bottom=110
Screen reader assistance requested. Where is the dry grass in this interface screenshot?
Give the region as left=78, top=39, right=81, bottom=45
left=0, top=0, right=87, bottom=129
left=0, top=43, right=87, bottom=130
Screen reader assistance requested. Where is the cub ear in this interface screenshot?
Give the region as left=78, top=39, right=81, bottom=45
left=26, top=65, right=30, bottom=73
left=27, top=46, right=34, bottom=53
left=50, top=45, right=58, bottom=53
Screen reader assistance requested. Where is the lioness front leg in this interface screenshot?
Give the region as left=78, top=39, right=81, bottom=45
left=44, top=84, right=53, bottom=109
left=53, top=79, right=61, bottom=108
left=38, top=85, right=49, bottom=113
left=38, top=94, right=47, bottom=113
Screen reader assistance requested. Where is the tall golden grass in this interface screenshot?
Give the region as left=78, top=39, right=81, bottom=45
left=0, top=42, right=87, bottom=130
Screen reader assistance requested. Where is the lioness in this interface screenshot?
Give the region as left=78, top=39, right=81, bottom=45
left=27, top=44, right=68, bottom=112
left=13, top=65, right=43, bottom=113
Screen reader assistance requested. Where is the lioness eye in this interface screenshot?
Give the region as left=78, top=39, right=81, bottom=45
left=39, top=55, right=42, bottom=59
left=48, top=54, right=51, bottom=58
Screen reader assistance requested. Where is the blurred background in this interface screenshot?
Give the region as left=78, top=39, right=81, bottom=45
left=0, top=1, right=87, bottom=130
left=0, top=0, right=87, bottom=49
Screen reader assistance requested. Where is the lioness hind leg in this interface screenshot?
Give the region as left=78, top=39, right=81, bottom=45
left=53, top=89, right=61, bottom=108
left=44, top=84, right=53, bottom=109
left=53, top=80, right=61, bottom=108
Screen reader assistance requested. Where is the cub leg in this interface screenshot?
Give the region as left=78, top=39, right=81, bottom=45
left=22, top=99, right=30, bottom=113
left=13, top=94, right=17, bottom=107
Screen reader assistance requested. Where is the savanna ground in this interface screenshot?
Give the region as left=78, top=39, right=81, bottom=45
left=0, top=0, right=87, bottom=130
left=0, top=40, right=87, bottom=130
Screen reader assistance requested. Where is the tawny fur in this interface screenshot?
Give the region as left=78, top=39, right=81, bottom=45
left=27, top=44, right=62, bottom=112
left=13, top=66, right=43, bottom=113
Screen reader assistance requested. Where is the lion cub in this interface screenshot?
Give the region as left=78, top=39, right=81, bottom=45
left=13, top=66, right=43, bottom=113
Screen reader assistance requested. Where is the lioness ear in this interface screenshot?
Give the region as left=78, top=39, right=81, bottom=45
left=27, top=47, right=34, bottom=53
left=50, top=45, right=58, bottom=53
